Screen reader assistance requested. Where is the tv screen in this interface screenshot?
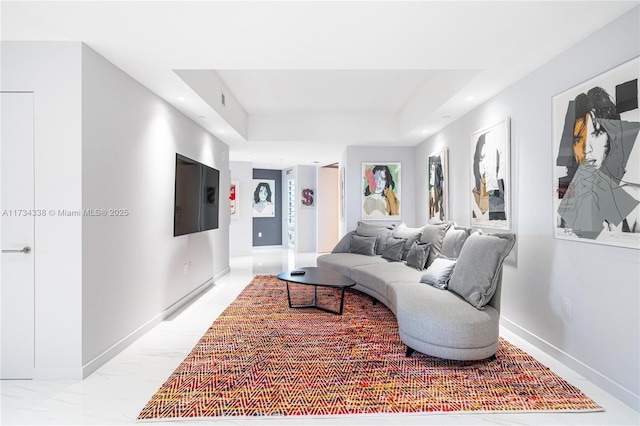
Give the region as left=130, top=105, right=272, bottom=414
left=174, top=154, right=220, bottom=236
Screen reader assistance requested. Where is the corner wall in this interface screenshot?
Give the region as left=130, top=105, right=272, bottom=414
left=229, top=161, right=254, bottom=256
left=292, top=165, right=317, bottom=253
left=415, top=8, right=640, bottom=409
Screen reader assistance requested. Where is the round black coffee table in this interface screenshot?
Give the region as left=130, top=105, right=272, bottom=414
left=276, top=267, right=356, bottom=315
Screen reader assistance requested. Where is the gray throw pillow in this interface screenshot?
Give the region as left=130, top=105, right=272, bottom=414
left=405, top=241, right=431, bottom=271
left=441, top=226, right=471, bottom=259
left=356, top=221, right=395, bottom=255
left=349, top=234, right=378, bottom=256
left=448, top=232, right=516, bottom=309
left=331, top=231, right=355, bottom=253
left=420, top=255, right=457, bottom=290
left=392, top=223, right=424, bottom=260
left=381, top=237, right=406, bottom=262
left=418, top=222, right=451, bottom=267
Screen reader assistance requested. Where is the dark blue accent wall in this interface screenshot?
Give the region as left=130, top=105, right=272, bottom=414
left=253, top=169, right=282, bottom=246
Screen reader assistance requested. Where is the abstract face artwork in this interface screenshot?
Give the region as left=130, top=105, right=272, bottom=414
left=252, top=179, right=276, bottom=218
left=361, top=163, right=401, bottom=220
left=428, top=149, right=448, bottom=222
left=470, top=118, right=510, bottom=230
left=553, top=58, right=640, bottom=248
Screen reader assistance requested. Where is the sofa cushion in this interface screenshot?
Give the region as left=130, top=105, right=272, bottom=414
left=405, top=242, right=431, bottom=270
left=420, top=254, right=457, bottom=289
left=349, top=234, right=378, bottom=256
left=381, top=237, right=406, bottom=262
left=356, top=221, right=395, bottom=255
left=331, top=231, right=356, bottom=253
left=441, top=226, right=471, bottom=258
left=418, top=222, right=452, bottom=267
left=351, top=262, right=424, bottom=302
left=316, top=253, right=389, bottom=278
left=390, top=281, right=500, bottom=350
left=448, top=231, right=516, bottom=309
left=392, top=223, right=424, bottom=260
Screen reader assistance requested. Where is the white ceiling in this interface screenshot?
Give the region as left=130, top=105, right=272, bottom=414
left=216, top=70, right=442, bottom=114
left=2, top=1, right=638, bottom=168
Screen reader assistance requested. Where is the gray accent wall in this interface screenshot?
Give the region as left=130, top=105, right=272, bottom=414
left=253, top=168, right=283, bottom=246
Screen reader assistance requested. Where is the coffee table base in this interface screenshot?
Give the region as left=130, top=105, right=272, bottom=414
left=285, top=282, right=348, bottom=315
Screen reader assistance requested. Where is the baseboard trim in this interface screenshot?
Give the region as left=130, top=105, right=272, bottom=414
left=33, top=366, right=83, bottom=380
left=501, top=317, right=639, bottom=412
left=81, top=268, right=230, bottom=379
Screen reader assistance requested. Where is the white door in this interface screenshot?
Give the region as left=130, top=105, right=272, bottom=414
left=1, top=92, right=35, bottom=379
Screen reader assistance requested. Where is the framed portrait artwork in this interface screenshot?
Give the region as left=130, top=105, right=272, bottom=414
left=428, top=148, right=449, bottom=222
left=252, top=179, right=276, bottom=218
left=361, top=162, right=401, bottom=220
left=552, top=58, right=639, bottom=249
left=470, top=117, right=511, bottom=229
left=230, top=180, right=239, bottom=219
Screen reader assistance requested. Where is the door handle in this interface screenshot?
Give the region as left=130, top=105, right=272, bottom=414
left=1, top=246, right=32, bottom=254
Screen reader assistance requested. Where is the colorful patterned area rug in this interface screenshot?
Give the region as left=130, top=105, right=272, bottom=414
left=138, top=275, right=602, bottom=420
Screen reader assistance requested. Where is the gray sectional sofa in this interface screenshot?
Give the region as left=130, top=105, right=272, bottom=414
left=316, top=221, right=516, bottom=361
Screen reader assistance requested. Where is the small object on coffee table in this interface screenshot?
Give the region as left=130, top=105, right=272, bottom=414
left=276, top=267, right=356, bottom=315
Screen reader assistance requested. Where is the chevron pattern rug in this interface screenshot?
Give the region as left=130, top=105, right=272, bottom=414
left=138, top=275, right=602, bottom=420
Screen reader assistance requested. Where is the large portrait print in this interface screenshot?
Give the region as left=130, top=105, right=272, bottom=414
left=252, top=179, right=275, bottom=218
left=428, top=148, right=449, bottom=222
left=470, top=118, right=510, bottom=229
left=361, top=162, right=401, bottom=220
left=553, top=58, right=640, bottom=249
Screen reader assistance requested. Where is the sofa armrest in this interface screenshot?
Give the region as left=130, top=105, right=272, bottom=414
left=332, top=231, right=355, bottom=253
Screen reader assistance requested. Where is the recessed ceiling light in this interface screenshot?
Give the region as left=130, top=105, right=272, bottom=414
left=177, top=96, right=185, bottom=101
left=466, top=96, right=474, bottom=101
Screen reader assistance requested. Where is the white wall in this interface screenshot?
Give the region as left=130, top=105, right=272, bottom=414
left=415, top=8, right=639, bottom=409
left=2, top=42, right=83, bottom=378
left=81, top=45, right=230, bottom=374
left=229, top=161, right=254, bottom=256
left=293, top=165, right=317, bottom=252
left=1, top=41, right=231, bottom=378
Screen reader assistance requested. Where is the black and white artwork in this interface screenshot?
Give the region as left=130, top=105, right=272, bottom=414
left=252, top=179, right=276, bottom=218
left=428, top=148, right=448, bottom=222
left=553, top=58, right=640, bottom=249
left=470, top=118, right=510, bottom=229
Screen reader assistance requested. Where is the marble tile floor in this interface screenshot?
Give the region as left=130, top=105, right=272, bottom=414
left=1, top=247, right=638, bottom=425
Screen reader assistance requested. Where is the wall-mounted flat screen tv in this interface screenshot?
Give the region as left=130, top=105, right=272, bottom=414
left=174, top=153, right=220, bottom=236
